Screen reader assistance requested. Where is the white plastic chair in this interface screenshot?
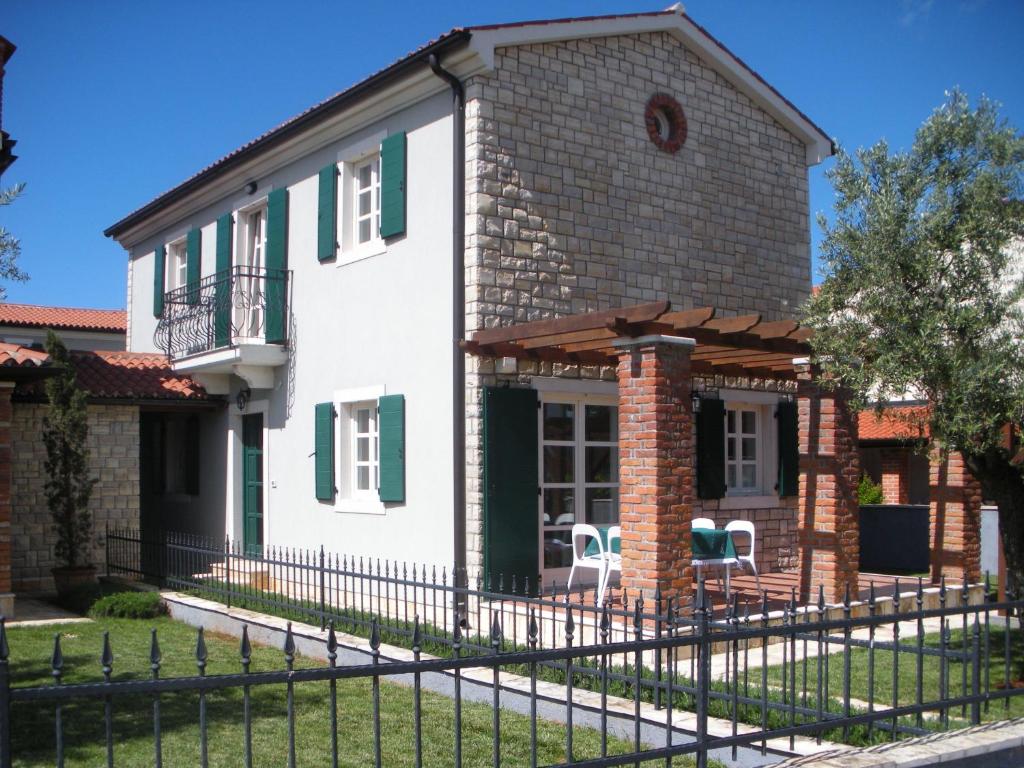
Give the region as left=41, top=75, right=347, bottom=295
left=566, top=524, right=615, bottom=606
left=725, top=519, right=760, bottom=591
left=692, top=517, right=716, bottom=530
left=604, top=525, right=622, bottom=602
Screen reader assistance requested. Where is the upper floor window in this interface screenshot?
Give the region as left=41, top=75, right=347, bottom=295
left=354, top=156, right=380, bottom=246
left=241, top=206, right=266, bottom=270
left=167, top=239, right=187, bottom=291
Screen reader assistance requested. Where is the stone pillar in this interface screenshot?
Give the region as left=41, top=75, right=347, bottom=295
left=614, top=336, right=694, bottom=607
left=929, top=450, right=982, bottom=584
left=796, top=370, right=860, bottom=604
left=0, top=382, right=14, bottom=617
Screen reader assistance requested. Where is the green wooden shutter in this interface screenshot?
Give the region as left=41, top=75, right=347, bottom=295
left=378, top=394, right=405, bottom=503
left=214, top=214, right=233, bottom=348
left=265, top=188, right=288, bottom=343
left=314, top=402, right=335, bottom=501
left=186, top=227, right=201, bottom=305
left=152, top=244, right=166, bottom=317
left=379, top=131, right=406, bottom=239
left=696, top=397, right=726, bottom=500
left=483, top=387, right=538, bottom=589
left=317, top=164, right=337, bottom=261
left=776, top=400, right=799, bottom=497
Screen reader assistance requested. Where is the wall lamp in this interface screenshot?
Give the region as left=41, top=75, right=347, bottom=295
left=245, top=181, right=258, bottom=195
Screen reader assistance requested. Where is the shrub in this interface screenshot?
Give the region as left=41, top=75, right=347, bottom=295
left=88, top=591, right=166, bottom=619
left=858, top=474, right=884, bottom=505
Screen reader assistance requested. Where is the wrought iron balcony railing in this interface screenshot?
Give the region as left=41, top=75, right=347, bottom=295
left=154, top=266, right=290, bottom=360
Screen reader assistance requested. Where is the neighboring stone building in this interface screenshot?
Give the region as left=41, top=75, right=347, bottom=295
left=0, top=340, right=213, bottom=607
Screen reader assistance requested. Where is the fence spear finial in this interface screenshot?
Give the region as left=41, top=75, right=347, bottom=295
left=283, top=622, right=295, bottom=667
left=490, top=611, right=503, bottom=651
left=240, top=625, right=252, bottom=670
left=817, top=583, right=826, bottom=612
left=51, top=633, right=63, bottom=681
left=195, top=627, right=207, bottom=674
left=565, top=601, right=575, bottom=645
left=149, top=628, right=161, bottom=675
left=412, top=615, right=422, bottom=654
left=528, top=608, right=539, bottom=649
left=327, top=621, right=337, bottom=665
left=0, top=617, right=8, bottom=662
left=370, top=617, right=381, bottom=652
left=101, top=631, right=114, bottom=679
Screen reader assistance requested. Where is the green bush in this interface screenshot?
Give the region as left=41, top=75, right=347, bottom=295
left=88, top=590, right=166, bottom=619
left=857, top=473, right=884, bottom=505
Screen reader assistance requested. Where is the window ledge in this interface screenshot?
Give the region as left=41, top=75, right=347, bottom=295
left=337, top=241, right=386, bottom=268
left=334, top=498, right=386, bottom=516
left=718, top=494, right=782, bottom=510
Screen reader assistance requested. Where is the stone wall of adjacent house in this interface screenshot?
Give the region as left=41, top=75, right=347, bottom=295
left=11, top=403, right=140, bottom=593
left=462, top=31, right=814, bottom=579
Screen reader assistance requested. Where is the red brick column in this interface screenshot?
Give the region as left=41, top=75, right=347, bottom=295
left=615, top=336, right=694, bottom=607
left=0, top=382, right=14, bottom=617
left=929, top=449, right=982, bottom=584
left=796, top=369, right=860, bottom=604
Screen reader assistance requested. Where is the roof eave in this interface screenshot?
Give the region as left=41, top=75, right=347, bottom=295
left=104, top=30, right=472, bottom=241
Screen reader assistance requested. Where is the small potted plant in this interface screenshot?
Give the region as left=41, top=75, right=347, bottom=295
left=43, top=331, right=98, bottom=595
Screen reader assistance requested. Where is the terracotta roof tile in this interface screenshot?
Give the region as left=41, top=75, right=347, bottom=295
left=858, top=405, right=930, bottom=441
left=70, top=351, right=208, bottom=400
left=0, top=341, right=50, bottom=368
left=16, top=350, right=209, bottom=401
left=0, top=303, right=127, bottom=333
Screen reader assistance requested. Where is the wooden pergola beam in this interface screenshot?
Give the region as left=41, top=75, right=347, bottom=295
left=472, top=300, right=669, bottom=345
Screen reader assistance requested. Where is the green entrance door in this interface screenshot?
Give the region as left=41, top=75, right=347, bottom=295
left=242, top=413, right=264, bottom=556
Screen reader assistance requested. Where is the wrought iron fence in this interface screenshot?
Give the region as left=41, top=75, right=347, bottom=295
left=2, top=579, right=1022, bottom=768
left=153, top=266, right=289, bottom=359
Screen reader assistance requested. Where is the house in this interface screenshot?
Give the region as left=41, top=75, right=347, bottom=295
left=0, top=302, right=127, bottom=350
left=101, top=9, right=980, bottom=606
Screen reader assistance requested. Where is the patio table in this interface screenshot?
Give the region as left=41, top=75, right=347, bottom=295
left=691, top=528, right=739, bottom=600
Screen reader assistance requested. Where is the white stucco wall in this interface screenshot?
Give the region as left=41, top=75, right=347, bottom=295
left=125, top=92, right=456, bottom=566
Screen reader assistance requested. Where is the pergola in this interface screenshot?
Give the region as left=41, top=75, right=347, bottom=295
left=465, top=300, right=862, bottom=605
left=465, top=300, right=811, bottom=379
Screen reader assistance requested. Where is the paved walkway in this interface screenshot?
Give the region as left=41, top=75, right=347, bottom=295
left=6, top=597, right=91, bottom=627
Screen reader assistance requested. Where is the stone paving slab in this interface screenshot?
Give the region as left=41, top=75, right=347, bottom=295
left=7, top=597, right=91, bottom=627
left=773, top=717, right=1024, bottom=767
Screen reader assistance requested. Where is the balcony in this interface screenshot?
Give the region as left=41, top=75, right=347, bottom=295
left=154, top=266, right=290, bottom=392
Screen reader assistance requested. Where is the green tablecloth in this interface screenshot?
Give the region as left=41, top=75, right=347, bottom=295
left=583, top=526, right=621, bottom=557
left=691, top=528, right=737, bottom=560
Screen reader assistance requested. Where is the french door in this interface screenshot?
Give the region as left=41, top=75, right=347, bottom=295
left=538, top=395, right=619, bottom=585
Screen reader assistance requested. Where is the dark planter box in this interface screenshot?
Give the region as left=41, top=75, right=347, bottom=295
left=859, top=504, right=930, bottom=574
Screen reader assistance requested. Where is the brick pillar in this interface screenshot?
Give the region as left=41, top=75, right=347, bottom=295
left=615, top=336, right=694, bottom=607
left=929, top=449, right=982, bottom=584
left=0, top=382, right=14, bottom=617
left=796, top=369, right=860, bottom=604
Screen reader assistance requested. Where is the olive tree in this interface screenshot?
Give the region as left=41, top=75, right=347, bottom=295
left=804, top=90, right=1024, bottom=594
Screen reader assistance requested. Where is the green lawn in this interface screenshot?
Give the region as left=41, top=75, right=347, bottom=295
left=7, top=617, right=700, bottom=767
left=763, top=624, right=1024, bottom=723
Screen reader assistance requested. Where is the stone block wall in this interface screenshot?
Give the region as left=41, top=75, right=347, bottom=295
left=11, top=403, right=140, bottom=593
left=462, top=31, right=814, bottom=579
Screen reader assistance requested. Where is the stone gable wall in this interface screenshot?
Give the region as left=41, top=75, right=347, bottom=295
left=462, top=31, right=814, bottom=579
left=11, top=403, right=140, bottom=593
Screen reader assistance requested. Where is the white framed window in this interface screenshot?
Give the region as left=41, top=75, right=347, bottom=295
left=240, top=206, right=266, bottom=271
left=725, top=406, right=762, bottom=494
left=167, top=239, right=187, bottom=292
left=332, top=386, right=386, bottom=514
left=351, top=402, right=379, bottom=498
left=538, top=392, right=619, bottom=577
left=354, top=156, right=380, bottom=247
left=718, top=390, right=782, bottom=504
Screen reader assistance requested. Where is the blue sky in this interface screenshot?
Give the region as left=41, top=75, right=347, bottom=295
left=2, top=0, right=1022, bottom=309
